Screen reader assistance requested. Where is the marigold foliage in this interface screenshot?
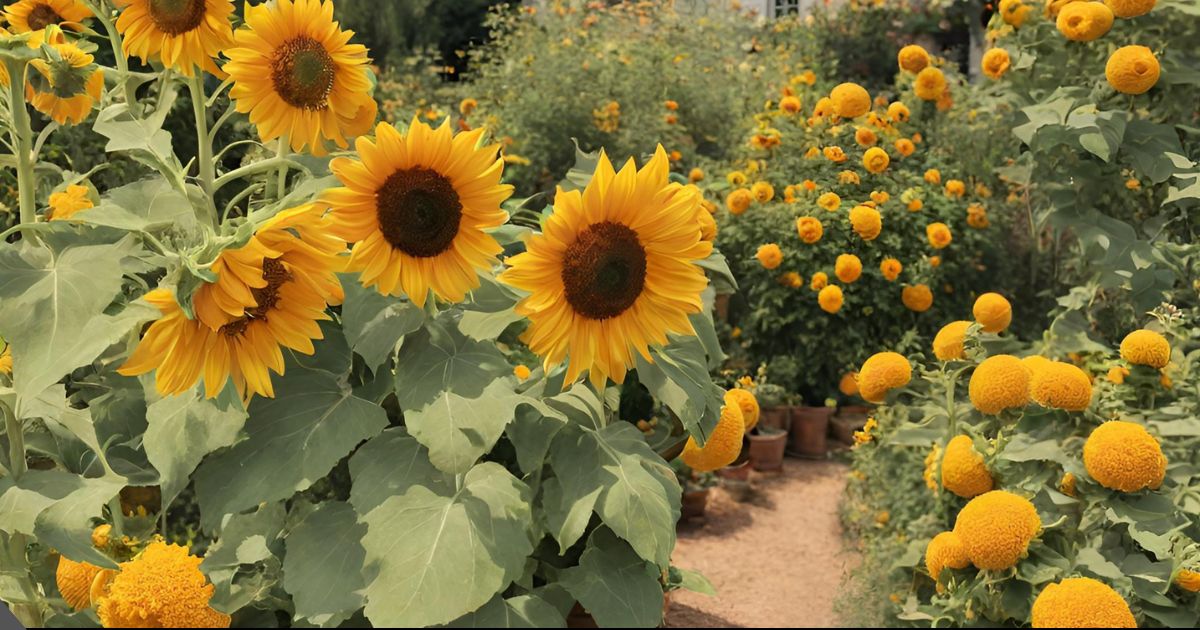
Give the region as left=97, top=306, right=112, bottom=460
left=1083, top=421, right=1166, bottom=492
left=1031, top=577, right=1136, bottom=628
left=953, top=490, right=1041, bottom=570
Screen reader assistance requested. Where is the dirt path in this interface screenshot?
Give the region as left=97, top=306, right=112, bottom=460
left=666, top=459, right=859, bottom=628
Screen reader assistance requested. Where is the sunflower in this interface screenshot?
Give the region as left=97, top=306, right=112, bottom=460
left=224, top=0, right=377, bottom=154
left=3, top=0, right=91, bottom=36
left=499, top=146, right=712, bottom=388
left=114, top=0, right=235, bottom=77
left=120, top=205, right=345, bottom=399
left=324, top=119, right=511, bottom=306
left=24, top=38, right=104, bottom=126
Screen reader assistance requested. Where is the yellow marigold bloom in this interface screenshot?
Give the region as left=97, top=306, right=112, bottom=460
left=1022, top=354, right=1053, bottom=379
left=941, top=435, right=994, bottom=498
left=663, top=99, right=678, bottom=111
left=780, top=271, right=804, bottom=289
left=907, top=198, right=923, bottom=211
left=894, top=138, right=915, bottom=157
left=96, top=542, right=230, bottom=628
left=1106, top=46, right=1159, bottom=95
left=926, top=222, right=952, bottom=249
left=858, top=352, right=912, bottom=403
left=1045, top=0, right=1085, bottom=17
left=924, top=169, right=941, bottom=185
left=47, top=184, right=93, bottom=221
left=944, top=179, right=966, bottom=197
left=687, top=168, right=705, bottom=183
left=981, top=48, right=1011, bottom=80
left=1030, top=361, right=1093, bottom=411
left=751, top=181, right=775, bottom=203
left=972, top=292, right=1011, bottom=333
left=802, top=179, right=818, bottom=192
left=953, top=490, right=1040, bottom=570
left=91, top=524, right=112, bottom=549
left=929, top=255, right=941, bottom=267
left=458, top=97, right=478, bottom=116
left=1106, top=366, right=1129, bottom=384
left=936, top=89, right=954, bottom=112
left=1057, top=1, right=1113, bottom=41
left=854, top=127, right=878, bottom=147
left=810, top=272, right=829, bottom=291
left=914, top=67, right=947, bottom=102
left=839, top=372, right=859, bottom=396
left=925, top=531, right=970, bottom=582
left=1176, top=569, right=1200, bottom=592
left=1031, top=578, right=1136, bottom=628
left=680, top=402, right=745, bottom=472
left=779, top=95, right=802, bottom=114
left=850, top=205, right=882, bottom=241
left=999, top=0, right=1033, bottom=26
left=25, top=38, right=104, bottom=126
left=1083, top=421, right=1166, bottom=492
left=839, top=170, right=860, bottom=185
left=818, top=284, right=844, bottom=314
left=513, top=364, right=531, bottom=380
left=969, top=355, right=1030, bottom=414
left=967, top=204, right=990, bottom=229
left=1119, top=329, right=1170, bottom=368
left=880, top=258, right=902, bottom=282
left=901, top=284, right=933, bottom=313
left=823, top=146, right=848, bottom=163
left=812, top=96, right=835, bottom=118
left=726, top=388, right=760, bottom=430
left=863, top=147, right=890, bottom=174
left=933, top=321, right=970, bottom=360
left=924, top=443, right=942, bottom=491
left=887, top=101, right=910, bottom=123
left=224, top=0, right=377, bottom=155
left=1059, top=472, right=1077, bottom=496
left=57, top=555, right=109, bottom=610
left=853, top=417, right=877, bottom=445
left=727, top=170, right=748, bottom=186
left=830, top=82, right=871, bottom=118
left=897, top=44, right=931, bottom=73
left=835, top=254, right=863, bottom=284
left=114, top=0, right=235, bottom=77
left=1125, top=177, right=1140, bottom=190
left=1105, top=0, right=1155, bottom=18
left=726, top=188, right=753, bottom=214
left=796, top=216, right=823, bottom=244
left=756, top=243, right=783, bottom=270
left=3, top=0, right=91, bottom=34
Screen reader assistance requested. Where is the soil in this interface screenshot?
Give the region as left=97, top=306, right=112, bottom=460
left=666, top=459, right=859, bottom=628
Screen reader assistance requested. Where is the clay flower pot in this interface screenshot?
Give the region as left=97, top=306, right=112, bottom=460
left=789, top=406, right=834, bottom=458
left=831, top=405, right=871, bottom=445
left=717, top=460, right=752, bottom=482
left=757, top=405, right=791, bottom=432
left=748, top=429, right=787, bottom=472
left=680, top=488, right=710, bottom=521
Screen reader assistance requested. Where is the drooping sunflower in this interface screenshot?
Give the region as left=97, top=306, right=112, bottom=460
left=3, top=0, right=91, bottom=35
left=499, top=146, right=712, bottom=388
left=224, top=0, right=377, bottom=154
left=114, top=0, right=235, bottom=77
left=24, top=38, right=104, bottom=126
left=324, top=119, right=512, bottom=306
left=120, top=205, right=345, bottom=399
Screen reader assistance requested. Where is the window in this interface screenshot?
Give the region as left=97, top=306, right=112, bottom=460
left=773, top=0, right=803, bottom=16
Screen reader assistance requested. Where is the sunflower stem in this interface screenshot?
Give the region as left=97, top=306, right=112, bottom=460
left=85, top=0, right=139, bottom=114
left=188, top=74, right=217, bottom=210
left=273, top=135, right=291, bottom=200
left=5, top=59, right=38, bottom=228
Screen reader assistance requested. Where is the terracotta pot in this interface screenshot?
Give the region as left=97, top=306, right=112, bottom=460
left=566, top=603, right=598, bottom=628
left=680, top=488, right=710, bottom=521
left=830, top=416, right=864, bottom=445
left=714, top=293, right=731, bottom=322
left=748, top=430, right=787, bottom=472
left=717, top=460, right=752, bottom=482
left=788, top=406, right=834, bottom=458
left=757, top=406, right=791, bottom=432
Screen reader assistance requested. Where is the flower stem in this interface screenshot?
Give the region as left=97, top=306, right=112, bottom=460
left=6, top=60, right=37, bottom=227
left=188, top=74, right=216, bottom=200
left=274, top=135, right=291, bottom=200
left=85, top=0, right=139, bottom=113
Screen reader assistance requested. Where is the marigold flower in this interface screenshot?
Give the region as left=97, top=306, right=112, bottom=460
left=981, top=48, right=1011, bottom=80
left=1106, top=46, right=1159, bottom=94
left=696, top=208, right=718, bottom=242
left=749, top=181, right=774, bottom=203
left=1106, top=366, right=1129, bottom=384
left=810, top=272, right=829, bottom=291
left=944, top=179, right=966, bottom=197
left=817, top=191, right=841, bottom=211
left=1030, top=362, right=1093, bottom=411
left=902, top=284, right=933, bottom=312
left=726, top=188, right=753, bottom=214
left=823, top=146, right=848, bottom=163
left=1119, top=329, right=1170, bottom=368
left=941, top=435, right=994, bottom=498
left=880, top=258, right=902, bottom=282
left=681, top=402, right=745, bottom=472
left=926, top=222, right=952, bottom=249
left=854, top=127, right=878, bottom=147
left=839, top=372, right=859, bottom=396
left=999, top=0, right=1033, bottom=26
left=929, top=255, right=941, bottom=267
left=1057, top=1, right=1114, bottom=41
left=887, top=102, right=910, bottom=123
left=858, top=352, right=912, bottom=403
left=802, top=179, right=818, bottom=191
left=1105, top=0, right=1155, bottom=18
left=459, top=97, right=478, bottom=116
left=925, top=531, right=970, bottom=583
left=756, top=243, right=783, bottom=269
left=835, top=254, right=863, bottom=284
left=812, top=96, right=835, bottom=118
left=818, top=284, right=844, bottom=314
left=953, top=490, right=1040, bottom=570
left=846, top=205, right=881, bottom=241
left=47, top=184, right=93, bottom=221
left=972, top=293, right=1011, bottom=333
left=1021, top=355, right=1053, bottom=378
left=838, top=170, right=860, bottom=185
left=897, top=44, right=931, bottom=73
left=863, top=147, right=890, bottom=174
left=513, top=364, right=531, bottom=380
left=924, top=169, right=941, bottom=185
left=57, top=555, right=108, bottom=611
left=725, top=388, right=760, bottom=430
left=894, top=138, right=915, bottom=157
left=1176, top=569, right=1200, bottom=593
left=1031, top=578, right=1136, bottom=628
left=796, top=216, right=824, bottom=244
left=1060, top=472, right=1077, bottom=497
left=969, top=355, right=1030, bottom=414
left=830, top=82, right=871, bottom=118
left=780, top=95, right=802, bottom=113
left=664, top=99, right=678, bottom=110
left=1083, top=421, right=1166, bottom=492
left=96, top=542, right=230, bottom=628
left=907, top=198, right=923, bottom=211
left=727, top=170, right=748, bottom=186
left=924, top=443, right=941, bottom=491
left=914, top=67, right=947, bottom=101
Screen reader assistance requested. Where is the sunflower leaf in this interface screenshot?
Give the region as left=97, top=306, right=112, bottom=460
left=144, top=390, right=247, bottom=510
left=558, top=528, right=665, bottom=628
left=393, top=317, right=508, bottom=410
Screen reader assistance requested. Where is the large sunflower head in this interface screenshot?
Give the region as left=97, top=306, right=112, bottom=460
left=324, top=119, right=512, bottom=306
left=120, top=205, right=345, bottom=399
left=500, top=146, right=713, bottom=388
left=114, top=0, right=235, bottom=77
left=24, top=37, right=105, bottom=126
left=3, top=0, right=91, bottom=35
left=224, top=0, right=377, bottom=154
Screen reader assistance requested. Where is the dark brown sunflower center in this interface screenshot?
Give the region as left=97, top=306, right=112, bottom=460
left=27, top=4, right=63, bottom=30
left=271, top=36, right=336, bottom=110
left=375, top=167, right=462, bottom=258
left=561, top=221, right=647, bottom=320
left=147, top=0, right=206, bottom=35
left=220, top=259, right=292, bottom=337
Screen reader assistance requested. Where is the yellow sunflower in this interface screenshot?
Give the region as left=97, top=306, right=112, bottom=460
left=114, top=0, right=235, bottom=77
left=499, top=146, right=712, bottom=388
left=3, top=0, right=91, bottom=35
left=324, top=119, right=512, bottom=306
left=120, top=205, right=345, bottom=399
left=224, top=0, right=377, bottom=154
left=24, top=38, right=104, bottom=126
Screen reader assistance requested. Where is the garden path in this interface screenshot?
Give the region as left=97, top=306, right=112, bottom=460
left=665, top=459, right=858, bottom=628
